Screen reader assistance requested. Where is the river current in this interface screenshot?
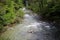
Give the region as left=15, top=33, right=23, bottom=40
left=0, top=8, right=56, bottom=40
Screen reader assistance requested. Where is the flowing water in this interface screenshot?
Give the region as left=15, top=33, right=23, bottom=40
left=0, top=8, right=56, bottom=40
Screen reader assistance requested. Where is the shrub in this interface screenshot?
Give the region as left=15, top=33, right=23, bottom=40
left=0, top=0, right=24, bottom=31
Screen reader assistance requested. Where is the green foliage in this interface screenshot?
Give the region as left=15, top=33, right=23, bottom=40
left=3, top=1, right=16, bottom=25
left=27, top=0, right=40, bottom=13
left=16, top=9, right=24, bottom=18
left=15, top=0, right=24, bottom=8
left=0, top=37, right=10, bottom=40
left=0, top=0, right=24, bottom=30
left=27, top=0, right=60, bottom=22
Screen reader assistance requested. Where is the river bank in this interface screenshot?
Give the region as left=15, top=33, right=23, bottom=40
left=0, top=8, right=57, bottom=40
